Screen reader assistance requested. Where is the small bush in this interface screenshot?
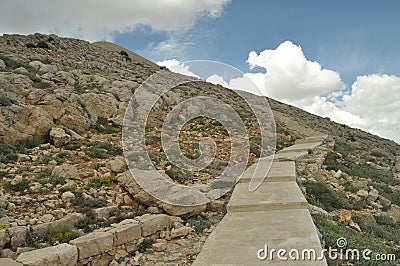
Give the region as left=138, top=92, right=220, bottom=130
left=0, top=144, right=18, bottom=163
left=138, top=238, right=153, bottom=253
left=71, top=191, right=106, bottom=209
left=37, top=154, right=59, bottom=164
left=26, top=43, right=36, bottom=48
left=184, top=214, right=212, bottom=233
left=19, top=139, right=40, bottom=149
left=88, top=176, right=114, bottom=188
left=120, top=50, right=129, bottom=57
left=93, top=162, right=106, bottom=170
left=37, top=170, right=66, bottom=185
left=48, top=227, right=79, bottom=245
left=0, top=208, right=7, bottom=218
left=4, top=178, right=30, bottom=192
left=0, top=95, right=18, bottom=106
left=0, top=224, right=10, bottom=230
left=36, top=41, right=49, bottom=49
left=304, top=181, right=350, bottom=211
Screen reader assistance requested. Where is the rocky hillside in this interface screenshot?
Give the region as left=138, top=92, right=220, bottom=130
left=0, top=33, right=399, bottom=265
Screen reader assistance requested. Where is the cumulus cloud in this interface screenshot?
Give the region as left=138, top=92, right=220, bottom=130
left=342, top=74, right=400, bottom=142
left=0, top=0, right=231, bottom=41
left=157, top=59, right=199, bottom=78
left=247, top=41, right=345, bottom=106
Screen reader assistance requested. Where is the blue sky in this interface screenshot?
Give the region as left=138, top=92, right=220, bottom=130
left=0, top=0, right=398, bottom=143
left=115, top=0, right=400, bottom=87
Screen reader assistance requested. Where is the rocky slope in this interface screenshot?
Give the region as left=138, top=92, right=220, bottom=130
left=0, top=33, right=399, bottom=265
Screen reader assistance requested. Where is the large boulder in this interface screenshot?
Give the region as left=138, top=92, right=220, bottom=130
left=69, top=231, right=113, bottom=260
left=117, top=170, right=206, bottom=216
left=52, top=164, right=79, bottom=179
left=49, top=127, right=71, bottom=147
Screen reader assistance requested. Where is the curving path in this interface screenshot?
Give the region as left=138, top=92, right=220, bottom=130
left=193, top=135, right=328, bottom=265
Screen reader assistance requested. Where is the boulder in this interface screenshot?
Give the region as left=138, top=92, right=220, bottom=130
left=134, top=214, right=174, bottom=237
left=61, top=191, right=75, bottom=202
left=0, top=258, right=22, bottom=266
left=170, top=226, right=193, bottom=238
left=0, top=230, right=8, bottom=250
left=109, top=220, right=141, bottom=246
left=49, top=127, right=71, bottom=147
left=105, top=159, right=126, bottom=173
left=8, top=226, right=28, bottom=251
left=28, top=61, right=58, bottom=73
left=16, top=243, right=77, bottom=266
left=367, top=188, right=379, bottom=202
left=94, top=205, right=118, bottom=220
left=52, top=164, right=79, bottom=179
left=117, top=170, right=206, bottom=216
left=0, top=59, right=5, bottom=70
left=356, top=189, right=368, bottom=199
left=69, top=231, right=113, bottom=260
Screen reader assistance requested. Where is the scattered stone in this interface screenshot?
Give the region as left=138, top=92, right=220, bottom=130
left=378, top=195, right=391, bottom=209
left=152, top=242, right=167, bottom=252
left=106, top=159, right=126, bottom=173
left=52, top=164, right=79, bottom=179
left=339, top=210, right=353, bottom=225
left=135, top=214, right=172, bottom=237
left=0, top=230, right=7, bottom=250
left=50, top=127, right=71, bottom=147
left=147, top=207, right=160, bottom=214
left=9, top=226, right=28, bottom=251
left=170, top=226, right=192, bottom=239
left=354, top=211, right=376, bottom=224
left=0, top=59, right=5, bottom=70
left=349, top=221, right=361, bottom=232
left=210, top=200, right=225, bottom=212
left=94, top=205, right=118, bottom=220
left=110, top=220, right=141, bottom=246
left=356, top=189, right=368, bottom=199
left=61, top=191, right=75, bottom=202
left=367, top=187, right=379, bottom=202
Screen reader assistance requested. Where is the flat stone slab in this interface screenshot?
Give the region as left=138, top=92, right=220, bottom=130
left=274, top=150, right=309, bottom=161
left=16, top=243, right=77, bottom=266
left=227, top=181, right=307, bottom=212
left=193, top=210, right=326, bottom=265
left=279, top=142, right=322, bottom=153
left=295, top=135, right=327, bottom=144
left=239, top=161, right=296, bottom=183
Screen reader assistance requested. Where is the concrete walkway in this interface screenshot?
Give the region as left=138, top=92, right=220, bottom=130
left=193, top=135, right=328, bottom=265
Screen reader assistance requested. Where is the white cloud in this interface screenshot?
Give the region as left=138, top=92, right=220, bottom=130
left=157, top=59, right=199, bottom=78
left=247, top=41, right=345, bottom=106
left=0, top=0, right=231, bottom=41
left=342, top=74, right=400, bottom=142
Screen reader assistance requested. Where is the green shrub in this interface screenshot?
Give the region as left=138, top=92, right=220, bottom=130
left=4, top=178, right=30, bottom=192
left=48, top=227, right=79, bottom=245
left=312, top=214, right=395, bottom=265
left=184, top=214, right=212, bottom=233
left=88, top=176, right=114, bottom=188
left=71, top=191, right=106, bottom=209
left=37, top=170, right=66, bottom=185
left=37, top=154, right=59, bottom=164
left=36, top=41, right=49, bottom=49
left=0, top=208, right=7, bottom=218
left=25, top=43, right=36, bottom=48
left=0, top=95, right=18, bottom=106
left=19, top=139, right=40, bottom=149
left=0, top=144, right=18, bottom=163
left=120, top=50, right=129, bottom=57
left=138, top=238, right=153, bottom=253
left=304, top=181, right=350, bottom=211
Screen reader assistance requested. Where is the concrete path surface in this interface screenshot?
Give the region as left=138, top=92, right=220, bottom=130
left=193, top=135, right=328, bottom=265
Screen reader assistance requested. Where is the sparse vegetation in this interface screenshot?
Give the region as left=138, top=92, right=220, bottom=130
left=304, top=180, right=350, bottom=211
left=184, top=214, right=212, bottom=233
left=88, top=176, right=115, bottom=188
left=36, top=41, right=49, bottom=49
left=138, top=238, right=153, bottom=253
left=4, top=178, right=30, bottom=192
left=48, top=227, right=79, bottom=245
left=0, top=95, right=18, bottom=106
